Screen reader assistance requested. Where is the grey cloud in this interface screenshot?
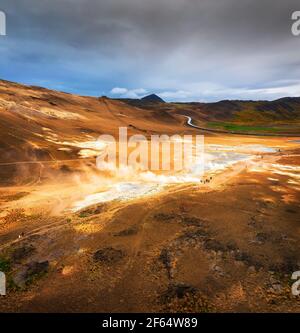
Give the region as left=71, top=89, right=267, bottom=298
left=0, top=0, right=300, bottom=101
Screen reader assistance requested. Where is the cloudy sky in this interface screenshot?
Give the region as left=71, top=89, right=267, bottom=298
left=0, top=0, right=300, bottom=101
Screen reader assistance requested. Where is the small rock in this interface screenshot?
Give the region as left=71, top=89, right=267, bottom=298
left=248, top=266, right=256, bottom=273
left=93, top=247, right=125, bottom=264
left=25, top=261, right=49, bottom=279
left=161, top=283, right=197, bottom=302
left=159, top=248, right=172, bottom=279
left=271, top=283, right=282, bottom=293
left=270, top=276, right=278, bottom=285
left=213, top=265, right=224, bottom=276
left=255, top=233, right=268, bottom=244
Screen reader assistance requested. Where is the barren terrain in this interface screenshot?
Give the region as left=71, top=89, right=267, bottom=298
left=0, top=80, right=299, bottom=312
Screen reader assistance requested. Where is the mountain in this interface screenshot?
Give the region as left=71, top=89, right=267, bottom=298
left=0, top=79, right=182, bottom=168
left=191, top=98, right=300, bottom=125
left=117, top=94, right=300, bottom=126
left=116, top=94, right=165, bottom=108
left=165, top=97, right=300, bottom=134
left=141, top=94, right=165, bottom=103
left=0, top=78, right=299, bottom=151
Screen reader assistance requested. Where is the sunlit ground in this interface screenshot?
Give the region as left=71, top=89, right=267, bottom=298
left=0, top=134, right=299, bottom=313
left=1, top=136, right=298, bottom=215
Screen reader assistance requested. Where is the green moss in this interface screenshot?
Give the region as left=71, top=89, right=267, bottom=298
left=0, top=256, right=11, bottom=272
left=79, top=211, right=89, bottom=218
left=25, top=270, right=48, bottom=287
left=207, top=122, right=279, bottom=133
left=7, top=276, right=20, bottom=292
left=24, top=261, right=49, bottom=287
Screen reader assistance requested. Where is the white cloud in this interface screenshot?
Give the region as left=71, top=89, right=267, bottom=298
left=110, top=87, right=128, bottom=95
left=110, top=87, right=147, bottom=99
left=159, top=90, right=192, bottom=99
left=156, top=80, right=300, bottom=102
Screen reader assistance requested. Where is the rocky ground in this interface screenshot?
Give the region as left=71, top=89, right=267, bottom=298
left=0, top=149, right=299, bottom=312
left=0, top=80, right=299, bottom=312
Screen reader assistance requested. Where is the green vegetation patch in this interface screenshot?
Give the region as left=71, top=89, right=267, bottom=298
left=207, top=121, right=279, bottom=133
left=0, top=256, right=11, bottom=272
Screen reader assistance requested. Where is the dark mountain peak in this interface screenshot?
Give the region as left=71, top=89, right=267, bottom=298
left=141, top=94, right=165, bottom=103
left=274, top=97, right=300, bottom=104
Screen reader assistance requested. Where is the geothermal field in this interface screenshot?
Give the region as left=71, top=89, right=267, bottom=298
left=0, top=80, right=299, bottom=312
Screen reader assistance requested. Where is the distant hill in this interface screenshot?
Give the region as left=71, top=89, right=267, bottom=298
left=115, top=92, right=300, bottom=134
left=119, top=95, right=300, bottom=122
left=196, top=98, right=300, bottom=122
left=141, top=94, right=165, bottom=103
left=166, top=97, right=300, bottom=134
left=117, top=94, right=165, bottom=108
left=0, top=79, right=299, bottom=139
